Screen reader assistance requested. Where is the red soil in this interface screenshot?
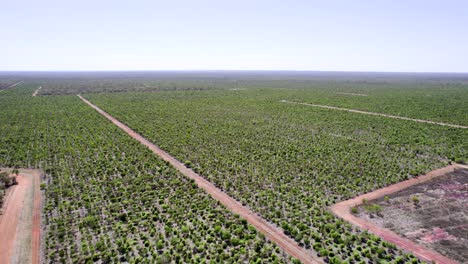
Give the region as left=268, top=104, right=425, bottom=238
left=78, top=95, right=323, bottom=264
left=0, top=169, right=41, bottom=264
left=0, top=175, right=27, bottom=264
left=420, top=228, right=456, bottom=243
left=330, top=164, right=466, bottom=264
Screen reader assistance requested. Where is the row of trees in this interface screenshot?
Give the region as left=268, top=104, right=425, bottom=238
left=87, top=88, right=466, bottom=263
left=0, top=86, right=292, bottom=263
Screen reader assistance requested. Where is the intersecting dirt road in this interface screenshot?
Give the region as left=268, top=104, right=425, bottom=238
left=330, top=164, right=466, bottom=264
left=79, top=94, right=323, bottom=264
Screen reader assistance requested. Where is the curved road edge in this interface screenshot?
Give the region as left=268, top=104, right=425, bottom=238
left=330, top=164, right=466, bottom=264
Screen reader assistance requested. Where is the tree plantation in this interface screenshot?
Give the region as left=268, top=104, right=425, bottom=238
left=0, top=85, right=290, bottom=263
left=0, top=72, right=466, bottom=264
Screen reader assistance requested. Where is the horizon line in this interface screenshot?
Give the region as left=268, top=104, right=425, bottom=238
left=1, top=69, right=468, bottom=74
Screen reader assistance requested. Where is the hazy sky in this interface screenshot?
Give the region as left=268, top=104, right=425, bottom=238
left=1, top=0, right=467, bottom=72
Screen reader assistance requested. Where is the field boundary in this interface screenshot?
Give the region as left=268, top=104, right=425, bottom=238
left=0, top=168, right=41, bottom=264
left=78, top=95, right=323, bottom=264
left=330, top=164, right=467, bottom=264
left=280, top=100, right=467, bottom=129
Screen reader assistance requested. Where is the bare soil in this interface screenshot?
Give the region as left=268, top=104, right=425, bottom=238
left=331, top=164, right=467, bottom=264
left=0, top=168, right=41, bottom=264
left=280, top=100, right=468, bottom=129
left=32, top=86, right=42, bottom=97
left=357, top=168, right=467, bottom=263
left=78, top=95, right=323, bottom=264
left=335, top=92, right=368, bottom=96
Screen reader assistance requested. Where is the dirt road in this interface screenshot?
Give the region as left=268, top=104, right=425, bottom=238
left=31, top=170, right=41, bottom=264
left=330, top=164, right=466, bottom=264
left=32, top=86, right=42, bottom=97
left=78, top=95, right=323, bottom=264
left=0, top=176, right=26, bottom=264
left=280, top=100, right=467, bottom=129
left=0, top=81, right=24, bottom=92
left=0, top=169, right=41, bottom=264
left=335, top=92, right=368, bottom=97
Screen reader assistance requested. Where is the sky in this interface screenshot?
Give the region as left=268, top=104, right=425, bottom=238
left=1, top=0, right=467, bottom=72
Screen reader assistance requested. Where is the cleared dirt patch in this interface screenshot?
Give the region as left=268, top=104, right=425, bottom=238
left=280, top=100, right=468, bottom=129
left=0, top=168, right=41, bottom=264
left=357, top=168, right=467, bottom=263
left=331, top=164, right=467, bottom=264
left=78, top=94, right=323, bottom=264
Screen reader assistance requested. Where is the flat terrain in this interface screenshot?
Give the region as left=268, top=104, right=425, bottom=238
left=357, top=168, right=468, bottom=263
left=88, top=88, right=466, bottom=263
left=32, top=86, right=41, bottom=97
left=280, top=100, right=468, bottom=129
left=0, top=169, right=41, bottom=264
left=79, top=95, right=322, bottom=264
left=0, top=72, right=467, bottom=263
left=1, top=85, right=291, bottom=263
left=0, top=81, right=23, bottom=91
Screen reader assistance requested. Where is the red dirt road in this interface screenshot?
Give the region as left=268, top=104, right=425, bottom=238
left=330, top=164, right=466, bottom=264
left=0, top=175, right=27, bottom=264
left=78, top=95, right=323, bottom=264
left=0, top=169, right=41, bottom=264
left=280, top=100, right=468, bottom=129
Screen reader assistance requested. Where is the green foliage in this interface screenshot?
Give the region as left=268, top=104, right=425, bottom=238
left=87, top=85, right=466, bottom=262
left=364, top=204, right=382, bottom=214
left=0, top=86, right=289, bottom=263
left=4, top=79, right=467, bottom=263
left=411, top=195, right=420, bottom=204
left=0, top=170, right=17, bottom=208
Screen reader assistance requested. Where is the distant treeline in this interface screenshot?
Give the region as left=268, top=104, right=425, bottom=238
left=1, top=71, right=468, bottom=95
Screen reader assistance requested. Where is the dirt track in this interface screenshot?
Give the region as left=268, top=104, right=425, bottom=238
left=280, top=100, right=467, bottom=129
left=0, top=81, right=24, bottom=92
left=78, top=95, right=323, bottom=264
left=0, top=169, right=41, bottom=264
left=330, top=164, right=467, bottom=264
left=31, top=170, right=41, bottom=264
left=0, top=175, right=26, bottom=264
left=335, top=92, right=368, bottom=97
left=32, top=86, right=42, bottom=97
